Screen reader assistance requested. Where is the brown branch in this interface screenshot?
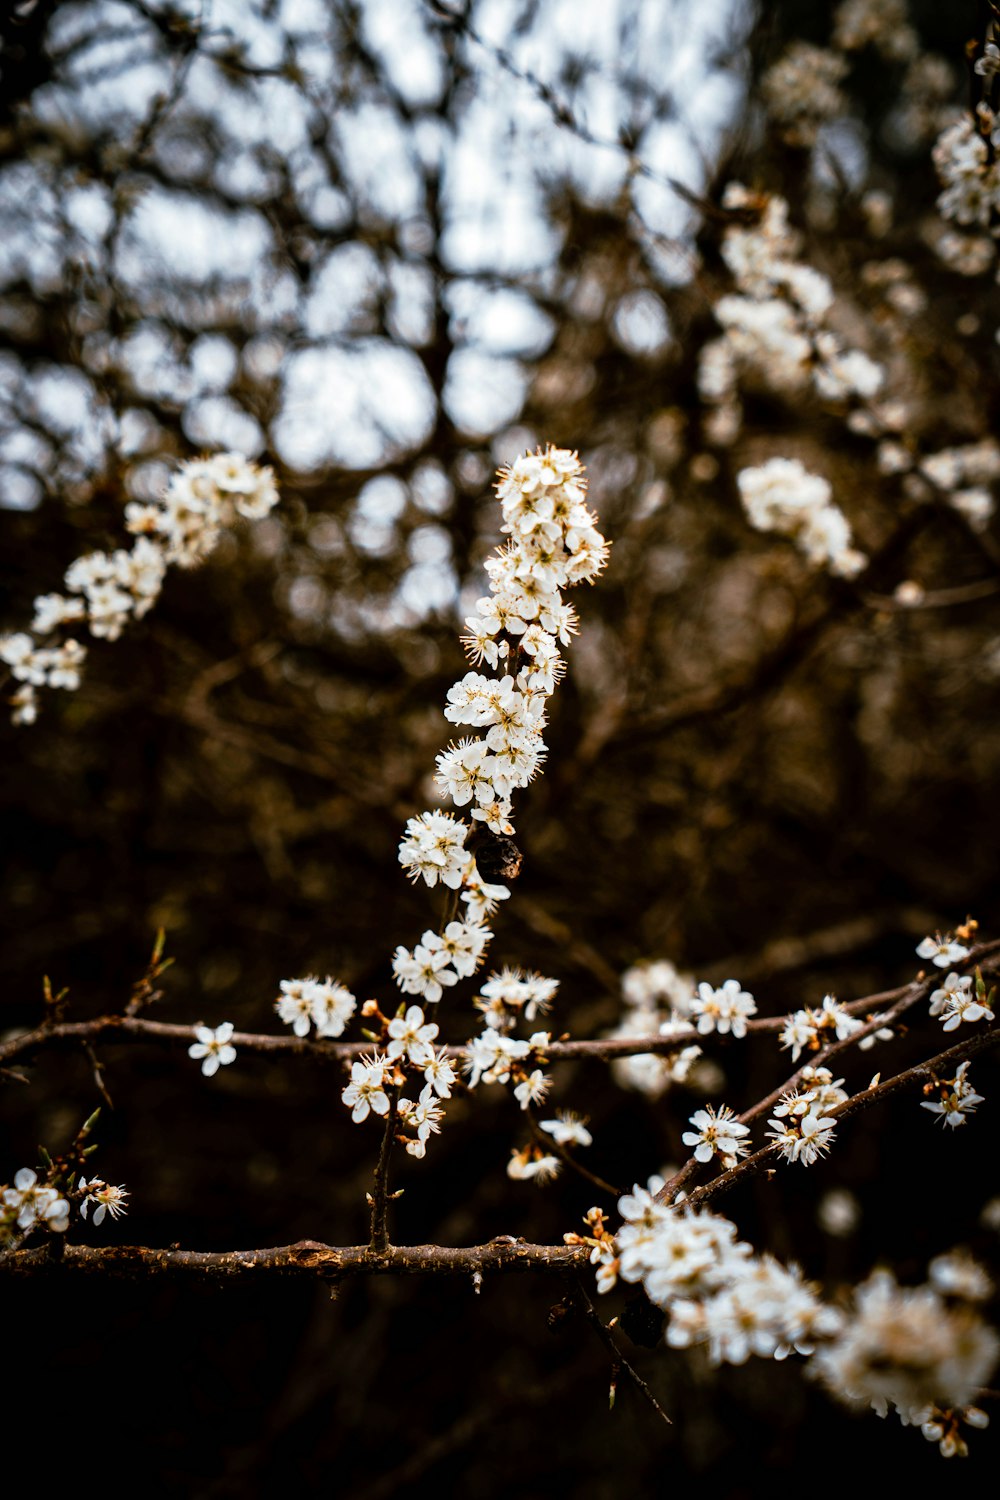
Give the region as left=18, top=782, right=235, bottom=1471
left=0, top=1238, right=589, bottom=1281
left=677, top=1021, right=1000, bottom=1214
left=368, top=1086, right=400, bottom=1252
left=4, top=940, right=998, bottom=1075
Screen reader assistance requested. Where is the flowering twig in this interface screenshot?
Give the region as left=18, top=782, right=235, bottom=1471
left=679, top=1021, right=1000, bottom=1214
left=5, top=937, right=999, bottom=1074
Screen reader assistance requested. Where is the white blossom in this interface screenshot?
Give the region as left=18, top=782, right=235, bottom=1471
left=386, top=1004, right=439, bottom=1066
left=691, top=979, right=757, bottom=1038
left=539, top=1111, right=593, bottom=1148
left=78, top=1177, right=129, bottom=1226
left=682, top=1104, right=751, bottom=1167
left=921, top=1062, right=984, bottom=1128
left=341, top=1053, right=391, bottom=1123
left=188, top=1022, right=237, bottom=1077
left=917, top=934, right=971, bottom=969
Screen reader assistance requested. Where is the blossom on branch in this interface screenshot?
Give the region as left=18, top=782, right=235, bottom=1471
left=188, top=1022, right=237, bottom=1078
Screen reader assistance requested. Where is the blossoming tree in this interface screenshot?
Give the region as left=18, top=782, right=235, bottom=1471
left=2, top=0, right=1000, bottom=1491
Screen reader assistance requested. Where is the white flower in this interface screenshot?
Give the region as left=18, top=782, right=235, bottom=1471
left=398, top=1084, right=445, bottom=1153
left=391, top=943, right=458, bottom=1005
left=188, top=1022, right=237, bottom=1077
left=464, top=1027, right=530, bottom=1088
left=386, top=1004, right=439, bottom=1066
left=422, top=1047, right=458, bottom=1098
left=2, top=1168, right=71, bottom=1235
left=476, top=966, right=559, bottom=1022
left=682, top=1104, right=751, bottom=1167
left=513, top=1068, right=551, bottom=1110
left=422, top=921, right=492, bottom=980
left=78, top=1177, right=129, bottom=1226
left=929, top=972, right=993, bottom=1031
left=275, top=979, right=315, bottom=1037
left=917, top=933, right=971, bottom=969
left=691, top=979, right=757, bottom=1037
left=461, top=867, right=511, bottom=924
left=928, top=1252, right=993, bottom=1303
left=30, top=593, right=86, bottom=634
left=434, top=737, right=497, bottom=807
left=341, top=1053, right=391, bottom=1123
left=975, top=41, right=1000, bottom=78
left=310, top=979, right=357, bottom=1038
left=921, top=1062, right=984, bottom=1128
left=539, top=1111, right=593, bottom=1147
left=507, top=1147, right=561, bottom=1183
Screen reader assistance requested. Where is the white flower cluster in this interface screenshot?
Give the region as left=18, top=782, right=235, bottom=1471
left=1, top=452, right=279, bottom=725
left=432, top=445, right=609, bottom=840
left=737, top=459, right=867, bottom=578
left=393, top=921, right=493, bottom=1006
left=340, top=1010, right=456, bottom=1158
left=124, top=452, right=279, bottom=567
left=607, top=960, right=702, bottom=1098
left=933, top=117, right=1000, bottom=230
left=760, top=43, right=849, bottom=147
left=812, top=1268, right=998, bottom=1434
left=275, top=977, right=358, bottom=1039
left=917, top=442, right=1000, bottom=532
left=929, top=972, right=995, bottom=1031
left=920, top=1061, right=984, bottom=1129
left=392, top=448, right=605, bottom=990
left=0, top=636, right=87, bottom=722
left=582, top=1191, right=998, bottom=1456
left=779, top=993, right=864, bottom=1061
left=1, top=1167, right=70, bottom=1241
left=766, top=1066, right=848, bottom=1166
left=472, top=965, right=558, bottom=1031
left=338, top=448, right=608, bottom=1163
left=465, top=1026, right=551, bottom=1091
left=929, top=109, right=1000, bottom=277
left=594, top=1184, right=841, bottom=1364
left=698, top=186, right=884, bottom=443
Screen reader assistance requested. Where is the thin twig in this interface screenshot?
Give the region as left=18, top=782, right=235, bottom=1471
left=525, top=1107, right=623, bottom=1198
left=368, top=1086, right=400, bottom=1252
left=82, top=1042, right=114, bottom=1111
left=4, top=938, right=999, bottom=1072
left=570, top=1278, right=672, bottom=1426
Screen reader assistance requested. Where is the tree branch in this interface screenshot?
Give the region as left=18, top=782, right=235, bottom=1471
left=0, top=1237, right=589, bottom=1280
